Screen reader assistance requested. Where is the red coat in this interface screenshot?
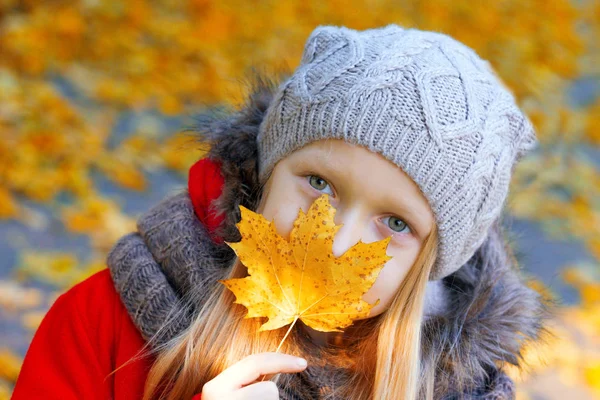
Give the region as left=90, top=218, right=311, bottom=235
left=12, top=268, right=162, bottom=399
left=12, top=159, right=224, bottom=399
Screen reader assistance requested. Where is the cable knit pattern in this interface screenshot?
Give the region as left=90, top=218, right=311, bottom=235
left=256, top=24, right=539, bottom=280
left=107, top=232, right=187, bottom=344
left=107, top=190, right=233, bottom=346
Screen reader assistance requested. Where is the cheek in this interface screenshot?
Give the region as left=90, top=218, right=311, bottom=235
left=362, top=245, right=420, bottom=317
left=257, top=177, right=309, bottom=239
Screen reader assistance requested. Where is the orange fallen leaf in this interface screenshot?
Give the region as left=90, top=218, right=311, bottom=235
left=220, top=194, right=392, bottom=348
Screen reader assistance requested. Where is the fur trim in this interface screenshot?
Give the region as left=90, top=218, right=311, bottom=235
left=426, top=218, right=550, bottom=398
left=189, top=68, right=290, bottom=243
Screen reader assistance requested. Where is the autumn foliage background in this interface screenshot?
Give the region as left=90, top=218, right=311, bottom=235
left=0, top=1, right=599, bottom=399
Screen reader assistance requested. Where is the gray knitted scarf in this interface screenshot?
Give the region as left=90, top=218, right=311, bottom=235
left=106, top=72, right=548, bottom=399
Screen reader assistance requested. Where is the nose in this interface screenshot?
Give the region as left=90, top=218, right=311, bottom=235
left=331, top=206, right=364, bottom=258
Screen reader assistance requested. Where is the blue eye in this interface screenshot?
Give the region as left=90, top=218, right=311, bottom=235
left=383, top=216, right=410, bottom=234
left=308, top=175, right=334, bottom=195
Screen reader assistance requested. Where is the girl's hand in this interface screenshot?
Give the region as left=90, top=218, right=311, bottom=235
left=201, top=352, right=308, bottom=400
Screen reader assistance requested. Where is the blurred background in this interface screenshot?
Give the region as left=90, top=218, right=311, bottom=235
left=0, top=1, right=599, bottom=398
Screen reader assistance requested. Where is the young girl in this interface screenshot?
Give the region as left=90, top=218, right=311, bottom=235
left=13, top=24, right=548, bottom=400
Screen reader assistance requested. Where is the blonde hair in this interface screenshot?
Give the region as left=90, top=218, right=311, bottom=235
left=135, top=207, right=439, bottom=399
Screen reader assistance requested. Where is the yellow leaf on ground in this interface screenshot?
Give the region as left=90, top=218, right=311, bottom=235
left=0, top=348, right=21, bottom=382
left=0, top=187, right=18, bottom=219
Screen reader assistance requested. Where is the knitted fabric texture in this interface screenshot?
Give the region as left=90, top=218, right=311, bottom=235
left=256, top=24, right=539, bottom=280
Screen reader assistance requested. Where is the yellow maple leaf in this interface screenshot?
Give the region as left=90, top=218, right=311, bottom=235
left=220, top=194, right=392, bottom=339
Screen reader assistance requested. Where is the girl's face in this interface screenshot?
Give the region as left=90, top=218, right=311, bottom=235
left=256, top=139, right=435, bottom=319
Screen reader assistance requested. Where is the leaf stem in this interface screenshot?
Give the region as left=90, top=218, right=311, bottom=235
left=259, top=316, right=300, bottom=382
left=276, top=315, right=299, bottom=353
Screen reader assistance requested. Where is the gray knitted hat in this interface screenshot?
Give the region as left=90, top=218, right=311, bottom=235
left=256, top=24, right=539, bottom=280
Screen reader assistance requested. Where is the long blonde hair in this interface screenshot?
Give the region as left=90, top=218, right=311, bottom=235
left=134, top=196, right=439, bottom=400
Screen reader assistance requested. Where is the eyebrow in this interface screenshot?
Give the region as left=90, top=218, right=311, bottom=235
left=294, top=151, right=343, bottom=174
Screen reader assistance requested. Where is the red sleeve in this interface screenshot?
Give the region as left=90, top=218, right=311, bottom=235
left=12, top=270, right=136, bottom=399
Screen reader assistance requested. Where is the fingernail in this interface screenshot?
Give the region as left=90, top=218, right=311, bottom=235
left=297, top=358, right=307, bottom=367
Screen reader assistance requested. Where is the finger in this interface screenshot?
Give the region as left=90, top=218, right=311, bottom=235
left=211, top=352, right=307, bottom=391
left=232, top=381, right=279, bottom=400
